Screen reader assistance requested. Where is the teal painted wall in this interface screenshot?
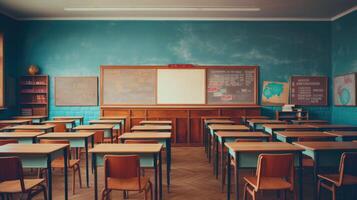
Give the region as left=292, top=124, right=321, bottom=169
left=332, top=11, right=357, bottom=125
left=0, top=15, right=19, bottom=118
left=16, top=20, right=332, bottom=123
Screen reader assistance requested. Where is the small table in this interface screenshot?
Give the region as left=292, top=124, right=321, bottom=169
left=240, top=115, right=270, bottom=125
left=3, top=124, right=55, bottom=133
left=53, top=116, right=84, bottom=125
left=216, top=131, right=270, bottom=189
left=43, top=120, right=76, bottom=131
left=263, top=124, right=314, bottom=140
left=140, top=120, right=172, bottom=125
left=12, top=115, right=47, bottom=123
left=291, top=120, right=329, bottom=125
left=73, top=124, right=115, bottom=143
left=90, top=144, right=163, bottom=200
left=0, top=144, right=69, bottom=200
left=131, top=125, right=172, bottom=132
left=308, top=124, right=357, bottom=131
left=293, top=141, right=357, bottom=200
left=0, top=119, right=31, bottom=126
left=38, top=132, right=95, bottom=187
left=99, top=116, right=127, bottom=132
left=225, top=142, right=303, bottom=200
left=325, top=131, right=357, bottom=141
left=208, top=124, right=250, bottom=178
left=275, top=131, right=336, bottom=143
left=0, top=132, right=45, bottom=143
left=119, top=132, right=172, bottom=192
left=247, top=119, right=286, bottom=131
left=89, top=120, right=123, bottom=141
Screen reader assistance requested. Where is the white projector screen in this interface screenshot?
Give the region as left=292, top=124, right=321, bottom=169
left=157, top=69, right=206, bottom=104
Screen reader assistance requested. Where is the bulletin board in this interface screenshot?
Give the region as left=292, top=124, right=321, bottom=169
left=334, top=73, right=357, bottom=106
left=290, top=76, right=328, bottom=106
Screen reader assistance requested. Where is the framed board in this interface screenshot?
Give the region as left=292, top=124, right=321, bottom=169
left=262, top=81, right=289, bottom=105
left=334, top=73, right=357, bottom=106
left=157, top=69, right=205, bottom=104
left=101, top=67, right=156, bottom=105
left=55, top=77, right=98, bottom=106
left=206, top=67, right=258, bottom=105
left=290, top=76, right=328, bottom=106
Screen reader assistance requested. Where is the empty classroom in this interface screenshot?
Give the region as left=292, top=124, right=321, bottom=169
left=0, top=1, right=356, bottom=200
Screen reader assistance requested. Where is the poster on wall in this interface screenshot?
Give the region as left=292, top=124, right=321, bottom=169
left=334, top=73, right=357, bottom=106
left=290, top=76, right=328, bottom=106
left=262, top=81, right=289, bottom=105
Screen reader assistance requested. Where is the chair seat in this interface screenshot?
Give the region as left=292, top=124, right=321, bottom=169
left=244, top=176, right=292, bottom=190
left=0, top=179, right=45, bottom=193
left=52, top=159, right=80, bottom=168
left=107, top=177, right=150, bottom=191
left=318, top=174, right=357, bottom=186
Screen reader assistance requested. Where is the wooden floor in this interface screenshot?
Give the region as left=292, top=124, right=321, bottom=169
left=28, top=147, right=355, bottom=200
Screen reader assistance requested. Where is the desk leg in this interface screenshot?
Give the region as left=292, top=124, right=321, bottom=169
left=234, top=152, right=239, bottom=200
left=47, top=155, right=53, bottom=200
left=110, top=129, right=114, bottom=143
left=154, top=153, right=158, bottom=200
left=203, top=123, right=207, bottom=155
left=208, top=130, right=212, bottom=163
left=93, top=154, right=98, bottom=200
left=91, top=135, right=94, bottom=174
left=166, top=138, right=171, bottom=192
left=159, top=151, right=163, bottom=200
left=215, top=134, right=219, bottom=179
left=85, top=138, right=89, bottom=187
left=227, top=151, right=231, bottom=200
left=298, top=152, right=303, bottom=200
left=64, top=148, right=68, bottom=200
left=221, top=138, right=225, bottom=192
left=313, top=152, right=319, bottom=200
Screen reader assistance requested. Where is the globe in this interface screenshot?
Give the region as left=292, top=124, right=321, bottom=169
left=28, top=65, right=39, bottom=75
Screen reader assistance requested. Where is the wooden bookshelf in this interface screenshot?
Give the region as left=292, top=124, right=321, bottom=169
left=19, top=75, right=49, bottom=116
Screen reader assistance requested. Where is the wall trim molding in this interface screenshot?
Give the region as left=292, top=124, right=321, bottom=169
left=331, top=6, right=357, bottom=21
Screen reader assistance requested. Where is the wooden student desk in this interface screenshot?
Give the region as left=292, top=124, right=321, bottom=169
left=43, top=119, right=76, bottom=130
left=99, top=116, right=127, bottom=132
left=247, top=119, right=286, bottom=131
left=204, top=119, right=235, bottom=158
left=140, top=120, right=172, bottom=125
left=37, top=132, right=95, bottom=187
left=0, top=144, right=69, bottom=200
left=275, top=131, right=336, bottom=143
left=201, top=116, right=232, bottom=153
left=263, top=124, right=314, bottom=140
left=215, top=131, right=270, bottom=189
left=53, top=116, right=84, bottom=125
left=0, top=132, right=45, bottom=143
left=3, top=124, right=55, bottom=133
left=89, top=119, right=123, bottom=138
left=73, top=124, right=115, bottom=143
left=119, top=132, right=172, bottom=191
left=208, top=124, right=250, bottom=178
left=0, top=119, right=31, bottom=126
left=131, top=125, right=172, bottom=132
left=308, top=124, right=357, bottom=131
left=12, top=115, right=47, bottom=123
left=293, top=141, right=357, bottom=200
left=225, top=142, right=303, bottom=200
left=291, top=120, right=329, bottom=125
left=90, top=144, right=163, bottom=200
left=325, top=131, right=357, bottom=141
left=240, top=115, right=270, bottom=125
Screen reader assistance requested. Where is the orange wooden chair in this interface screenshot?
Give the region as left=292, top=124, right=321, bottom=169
left=0, top=139, right=18, bottom=146
left=0, top=157, right=47, bottom=200
left=39, top=139, right=82, bottom=195
left=317, top=152, right=357, bottom=200
left=243, top=153, right=295, bottom=200
left=45, top=123, right=67, bottom=132
left=101, top=155, right=152, bottom=200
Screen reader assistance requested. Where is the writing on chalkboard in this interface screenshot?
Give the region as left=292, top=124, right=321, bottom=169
left=290, top=76, right=328, bottom=106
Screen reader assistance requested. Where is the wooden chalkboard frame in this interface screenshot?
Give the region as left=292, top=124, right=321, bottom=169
left=100, top=65, right=258, bottom=106
left=333, top=72, right=357, bottom=107
left=289, top=75, right=328, bottom=106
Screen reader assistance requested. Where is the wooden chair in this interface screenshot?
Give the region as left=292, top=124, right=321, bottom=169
left=0, top=139, right=18, bottom=146
left=0, top=157, right=47, bottom=200
left=45, top=123, right=67, bottom=132
left=317, top=152, right=357, bottom=200
left=39, top=139, right=82, bottom=195
left=101, top=155, right=152, bottom=200
left=243, top=153, right=295, bottom=200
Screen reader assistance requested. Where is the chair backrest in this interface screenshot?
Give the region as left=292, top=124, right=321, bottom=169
left=124, top=140, right=158, bottom=144
left=104, top=155, right=141, bottom=190
left=46, top=123, right=67, bottom=132
left=338, top=152, right=357, bottom=186
left=0, top=139, right=18, bottom=146
left=0, top=157, right=25, bottom=192
left=255, top=154, right=295, bottom=191
left=235, top=138, right=264, bottom=143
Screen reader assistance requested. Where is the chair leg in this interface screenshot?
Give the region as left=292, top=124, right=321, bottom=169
left=72, top=167, right=76, bottom=195
left=101, top=189, right=106, bottom=200
left=77, top=164, right=82, bottom=188
left=149, top=181, right=153, bottom=200
left=42, top=185, right=47, bottom=200
left=332, top=185, right=336, bottom=200
left=243, top=183, right=248, bottom=200
left=252, top=191, right=256, bottom=200
left=317, top=179, right=321, bottom=200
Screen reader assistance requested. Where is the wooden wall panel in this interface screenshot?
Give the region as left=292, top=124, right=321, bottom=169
left=101, top=106, right=260, bottom=146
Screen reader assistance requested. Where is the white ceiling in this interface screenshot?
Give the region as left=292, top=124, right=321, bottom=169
left=0, top=0, right=356, bottom=20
